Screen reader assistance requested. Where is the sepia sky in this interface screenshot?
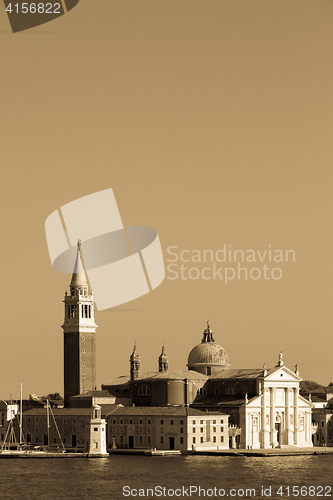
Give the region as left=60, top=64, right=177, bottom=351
left=1, top=0, right=333, bottom=400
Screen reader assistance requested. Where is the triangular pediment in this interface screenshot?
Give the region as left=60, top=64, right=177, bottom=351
left=265, top=365, right=301, bottom=383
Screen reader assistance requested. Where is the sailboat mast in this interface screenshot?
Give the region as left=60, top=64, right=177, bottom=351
left=47, top=400, right=50, bottom=448
left=19, top=383, right=23, bottom=444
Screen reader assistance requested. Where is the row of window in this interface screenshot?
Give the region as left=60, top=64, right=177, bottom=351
left=115, top=435, right=224, bottom=445
left=193, top=427, right=223, bottom=433
left=112, top=418, right=225, bottom=425
left=67, top=304, right=92, bottom=319
left=27, top=418, right=76, bottom=424
left=193, top=436, right=224, bottom=444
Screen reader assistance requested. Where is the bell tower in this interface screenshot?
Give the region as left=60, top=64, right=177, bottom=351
left=62, top=241, right=97, bottom=406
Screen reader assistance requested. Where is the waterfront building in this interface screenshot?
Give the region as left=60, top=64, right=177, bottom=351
left=107, top=406, right=229, bottom=452
left=15, top=404, right=120, bottom=452
left=301, top=388, right=333, bottom=446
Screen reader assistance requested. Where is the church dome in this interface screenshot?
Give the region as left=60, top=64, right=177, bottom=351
left=187, top=321, right=230, bottom=375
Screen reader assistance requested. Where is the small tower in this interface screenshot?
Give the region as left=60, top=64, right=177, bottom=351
left=202, top=318, right=215, bottom=343
left=158, top=345, right=169, bottom=372
left=86, top=405, right=108, bottom=456
left=130, top=343, right=141, bottom=380
left=62, top=241, right=97, bottom=406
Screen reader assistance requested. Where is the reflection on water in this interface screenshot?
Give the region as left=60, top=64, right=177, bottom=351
left=0, top=455, right=332, bottom=500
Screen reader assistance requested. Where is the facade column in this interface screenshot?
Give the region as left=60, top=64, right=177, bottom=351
left=270, top=387, right=276, bottom=448
left=293, top=387, right=299, bottom=445
left=285, top=387, right=290, bottom=445
left=261, top=388, right=267, bottom=448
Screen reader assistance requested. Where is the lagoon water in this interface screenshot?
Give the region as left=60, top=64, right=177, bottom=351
left=0, top=454, right=332, bottom=500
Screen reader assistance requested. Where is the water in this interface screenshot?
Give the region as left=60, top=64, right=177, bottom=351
left=0, top=454, right=332, bottom=500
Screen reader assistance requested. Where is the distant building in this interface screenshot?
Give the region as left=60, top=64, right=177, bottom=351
left=15, top=404, right=120, bottom=452
left=301, top=388, right=333, bottom=446
left=107, top=406, right=229, bottom=452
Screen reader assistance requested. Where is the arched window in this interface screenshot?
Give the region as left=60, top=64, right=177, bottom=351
left=196, top=388, right=207, bottom=396
left=138, top=385, right=151, bottom=396
left=225, top=388, right=236, bottom=395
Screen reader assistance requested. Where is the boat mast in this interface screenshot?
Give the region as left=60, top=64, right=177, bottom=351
left=47, top=399, right=50, bottom=449
left=19, top=383, right=23, bottom=445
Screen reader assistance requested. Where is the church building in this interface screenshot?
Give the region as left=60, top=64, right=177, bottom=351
left=103, top=322, right=314, bottom=449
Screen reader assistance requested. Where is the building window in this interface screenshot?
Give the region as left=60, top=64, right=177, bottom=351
left=200, top=420, right=203, bottom=424
left=161, top=420, right=164, bottom=425
left=113, top=420, right=116, bottom=424
left=213, top=427, right=216, bottom=432
left=200, top=437, right=204, bottom=443
left=161, top=437, right=164, bottom=444
left=120, top=420, right=123, bottom=424
left=207, top=367, right=211, bottom=376
left=170, top=420, right=173, bottom=425
left=196, top=388, right=206, bottom=396
left=94, top=427, right=98, bottom=432
left=130, top=420, right=133, bottom=424
left=120, top=436, right=123, bottom=443
left=193, top=437, right=196, bottom=444
left=213, top=436, right=216, bottom=443
left=221, top=427, right=223, bottom=432
left=180, top=428, right=183, bottom=433
left=215, top=388, right=219, bottom=395
left=322, top=421, right=325, bottom=427
left=82, top=374, right=85, bottom=379
left=221, top=436, right=224, bottom=443
left=220, top=419, right=224, bottom=424
left=82, top=362, right=85, bottom=367
left=225, top=388, right=236, bottom=395
left=161, top=428, right=163, bottom=433
left=82, top=336, right=85, bottom=341
left=148, top=427, right=151, bottom=433
left=139, top=427, right=143, bottom=433
left=180, top=420, right=183, bottom=425
left=180, top=437, right=183, bottom=444
left=200, top=428, right=204, bottom=433
left=82, top=349, right=85, bottom=354
left=193, top=428, right=195, bottom=433
left=148, top=420, right=151, bottom=424
left=213, top=420, right=216, bottom=424
left=140, top=420, right=143, bottom=424
left=192, top=420, right=195, bottom=425
left=148, top=436, right=151, bottom=444
left=138, top=385, right=151, bottom=396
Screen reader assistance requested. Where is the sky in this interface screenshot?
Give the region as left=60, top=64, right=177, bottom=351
left=1, top=0, right=333, bottom=400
